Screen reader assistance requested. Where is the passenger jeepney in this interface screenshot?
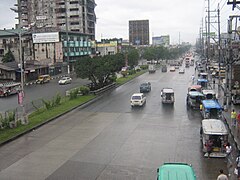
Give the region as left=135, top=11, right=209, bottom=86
left=161, top=88, right=174, bottom=104
left=36, top=74, right=51, bottom=84
left=201, top=99, right=222, bottom=119
left=202, top=89, right=217, bottom=100
left=197, top=78, right=208, bottom=89
left=157, top=163, right=196, bottom=180
left=186, top=91, right=204, bottom=109
left=200, top=119, right=229, bottom=158
left=188, top=85, right=202, bottom=92
left=0, top=82, right=21, bottom=97
left=199, top=72, right=208, bottom=80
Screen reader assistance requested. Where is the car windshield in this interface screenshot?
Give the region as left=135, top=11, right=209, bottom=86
left=132, top=96, right=141, bottom=100
left=141, top=83, right=148, bottom=87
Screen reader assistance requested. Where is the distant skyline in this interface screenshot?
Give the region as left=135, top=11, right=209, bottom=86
left=0, top=0, right=237, bottom=44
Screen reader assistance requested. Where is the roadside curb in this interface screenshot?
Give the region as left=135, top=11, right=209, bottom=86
left=0, top=95, right=103, bottom=147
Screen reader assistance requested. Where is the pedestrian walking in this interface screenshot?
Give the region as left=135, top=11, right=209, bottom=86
left=225, top=143, right=232, bottom=163
left=236, top=154, right=240, bottom=179
left=231, top=109, right=237, bottom=126
left=217, top=169, right=228, bottom=180
left=191, top=74, right=195, bottom=84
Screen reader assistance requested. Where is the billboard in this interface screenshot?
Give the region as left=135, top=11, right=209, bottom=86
left=152, top=35, right=170, bottom=46
left=32, top=32, right=59, bottom=43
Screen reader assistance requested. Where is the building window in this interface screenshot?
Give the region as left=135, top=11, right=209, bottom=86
left=70, top=15, right=79, bottom=18
left=70, top=1, right=79, bottom=4
left=70, top=21, right=79, bottom=25
left=70, top=8, right=79, bottom=11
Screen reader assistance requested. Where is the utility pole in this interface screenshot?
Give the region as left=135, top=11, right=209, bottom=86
left=225, top=17, right=232, bottom=107
left=202, top=18, right=205, bottom=56
left=217, top=4, right=221, bottom=94
left=207, top=0, right=211, bottom=66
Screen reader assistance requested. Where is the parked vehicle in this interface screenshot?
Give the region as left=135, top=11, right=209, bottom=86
left=36, top=74, right=51, bottom=84
left=186, top=91, right=204, bottom=109
left=197, top=79, right=208, bottom=89
left=202, top=89, right=217, bottom=100
left=140, top=82, right=151, bottom=93
left=0, top=82, right=21, bottom=97
left=157, top=163, right=196, bottom=180
left=161, top=88, right=174, bottom=104
left=201, top=99, right=223, bottom=119
left=200, top=119, right=229, bottom=158
left=130, top=93, right=146, bottom=107
left=58, top=77, right=72, bottom=85
left=148, top=64, right=156, bottom=73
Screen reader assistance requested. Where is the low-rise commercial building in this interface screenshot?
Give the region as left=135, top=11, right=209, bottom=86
left=0, top=28, right=92, bottom=82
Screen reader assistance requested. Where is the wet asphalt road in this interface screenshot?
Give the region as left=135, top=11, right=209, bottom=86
left=0, top=77, right=90, bottom=113
left=0, top=63, right=228, bottom=180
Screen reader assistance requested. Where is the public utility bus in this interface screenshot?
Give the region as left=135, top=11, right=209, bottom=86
left=0, top=82, right=21, bottom=97
left=157, top=163, right=196, bottom=180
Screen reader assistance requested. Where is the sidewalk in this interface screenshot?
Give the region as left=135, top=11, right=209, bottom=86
left=210, top=81, right=239, bottom=178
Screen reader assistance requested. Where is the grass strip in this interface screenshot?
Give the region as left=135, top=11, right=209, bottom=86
left=116, top=70, right=147, bottom=85
left=0, top=95, right=95, bottom=144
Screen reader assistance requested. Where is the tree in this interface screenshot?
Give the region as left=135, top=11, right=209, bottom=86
left=127, top=48, right=139, bottom=68
left=75, top=53, right=125, bottom=89
left=2, top=50, right=15, bottom=63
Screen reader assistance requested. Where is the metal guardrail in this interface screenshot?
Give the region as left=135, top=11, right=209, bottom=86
left=90, top=83, right=116, bottom=95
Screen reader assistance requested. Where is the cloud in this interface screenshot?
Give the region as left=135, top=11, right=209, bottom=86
left=95, top=0, right=205, bottom=44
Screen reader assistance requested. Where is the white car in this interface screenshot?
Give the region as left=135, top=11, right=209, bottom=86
left=58, top=77, right=72, bottom=85
left=170, top=67, right=176, bottom=72
left=130, top=93, right=146, bottom=107
left=179, top=68, right=185, bottom=74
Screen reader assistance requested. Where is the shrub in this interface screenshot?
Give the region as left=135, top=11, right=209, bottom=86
left=42, top=99, right=52, bottom=110
left=69, top=88, right=79, bottom=100
left=0, top=113, right=4, bottom=129
left=80, top=86, right=90, bottom=95
left=140, top=65, right=148, bottom=70
left=128, top=69, right=136, bottom=75
left=53, top=93, right=61, bottom=106
left=121, top=71, right=128, bottom=77
left=109, top=74, right=117, bottom=82
left=31, top=100, right=40, bottom=111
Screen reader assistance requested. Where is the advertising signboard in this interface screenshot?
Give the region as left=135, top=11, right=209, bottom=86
left=32, top=32, right=59, bottom=43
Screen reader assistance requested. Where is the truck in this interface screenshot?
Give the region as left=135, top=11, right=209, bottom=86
left=148, top=64, right=156, bottom=73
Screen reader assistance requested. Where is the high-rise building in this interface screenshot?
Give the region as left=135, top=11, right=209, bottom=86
left=15, top=0, right=96, bottom=39
left=129, top=20, right=149, bottom=46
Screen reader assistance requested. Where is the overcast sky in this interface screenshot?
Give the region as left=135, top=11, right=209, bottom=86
left=0, top=0, right=236, bottom=44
